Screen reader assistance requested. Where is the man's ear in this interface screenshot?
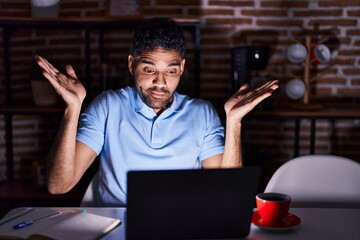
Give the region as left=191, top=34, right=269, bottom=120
left=180, top=58, right=186, bottom=75
left=128, top=55, right=135, bottom=76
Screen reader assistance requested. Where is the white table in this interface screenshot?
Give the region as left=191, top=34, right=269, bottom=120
left=249, top=208, right=360, bottom=240
left=3, top=207, right=360, bottom=240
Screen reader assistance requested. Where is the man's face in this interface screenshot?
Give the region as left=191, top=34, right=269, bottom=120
left=128, top=48, right=185, bottom=114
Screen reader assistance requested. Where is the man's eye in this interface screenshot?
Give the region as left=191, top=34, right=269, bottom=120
left=143, top=68, right=155, bottom=74
left=166, top=69, right=177, bottom=75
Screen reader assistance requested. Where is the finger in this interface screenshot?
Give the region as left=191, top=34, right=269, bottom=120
left=251, top=84, right=279, bottom=102
left=232, top=83, right=250, bottom=98
left=254, top=80, right=279, bottom=92
left=267, top=80, right=280, bottom=90
left=66, top=65, right=78, bottom=80
left=42, top=57, right=61, bottom=76
left=41, top=71, right=61, bottom=90
left=34, top=56, right=66, bottom=88
left=34, top=55, right=59, bottom=78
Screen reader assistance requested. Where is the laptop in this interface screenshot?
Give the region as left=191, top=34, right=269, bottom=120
left=126, top=167, right=260, bottom=239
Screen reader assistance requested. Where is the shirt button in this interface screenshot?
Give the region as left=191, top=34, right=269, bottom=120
left=155, top=123, right=159, bottom=127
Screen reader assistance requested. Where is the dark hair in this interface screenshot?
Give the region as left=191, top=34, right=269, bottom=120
left=132, top=17, right=186, bottom=58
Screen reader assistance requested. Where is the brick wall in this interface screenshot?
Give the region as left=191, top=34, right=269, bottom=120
left=0, top=0, right=359, bottom=180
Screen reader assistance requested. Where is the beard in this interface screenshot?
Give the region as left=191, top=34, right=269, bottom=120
left=137, top=85, right=174, bottom=111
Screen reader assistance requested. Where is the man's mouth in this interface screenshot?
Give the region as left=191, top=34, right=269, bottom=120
left=148, top=87, right=169, bottom=99
left=150, top=90, right=167, bottom=98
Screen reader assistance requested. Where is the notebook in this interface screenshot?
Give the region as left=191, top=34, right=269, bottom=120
left=0, top=208, right=121, bottom=240
left=126, top=167, right=260, bottom=240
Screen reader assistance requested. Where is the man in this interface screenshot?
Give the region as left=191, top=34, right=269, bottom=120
left=35, top=18, right=279, bottom=206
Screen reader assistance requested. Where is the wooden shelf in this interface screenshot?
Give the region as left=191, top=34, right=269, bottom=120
left=0, top=16, right=200, bottom=25
left=246, top=102, right=360, bottom=158
left=249, top=104, right=360, bottom=118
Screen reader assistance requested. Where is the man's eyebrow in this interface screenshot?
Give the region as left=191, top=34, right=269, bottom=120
left=139, top=59, right=155, bottom=65
left=139, top=59, right=181, bottom=67
left=168, top=61, right=181, bottom=67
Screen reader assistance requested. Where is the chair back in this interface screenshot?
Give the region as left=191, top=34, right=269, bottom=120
left=80, top=172, right=99, bottom=207
left=265, top=155, right=360, bottom=208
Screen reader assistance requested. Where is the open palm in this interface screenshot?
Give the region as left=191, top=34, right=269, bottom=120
left=34, top=55, right=86, bottom=108
left=225, top=80, right=279, bottom=121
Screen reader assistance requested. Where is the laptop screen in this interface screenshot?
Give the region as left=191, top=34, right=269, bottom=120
left=126, top=167, right=259, bottom=239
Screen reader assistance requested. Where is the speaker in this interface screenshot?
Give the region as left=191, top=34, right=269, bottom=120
left=231, top=46, right=270, bottom=93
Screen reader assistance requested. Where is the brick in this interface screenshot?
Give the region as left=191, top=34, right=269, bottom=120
left=201, top=36, right=233, bottom=45
left=201, top=47, right=231, bottom=54
left=58, top=11, right=83, bottom=18
left=308, top=19, right=358, bottom=27
left=155, top=0, right=201, bottom=6
left=318, top=0, right=360, bottom=7
left=294, top=9, right=343, bottom=17
left=49, top=38, right=86, bottom=45
left=241, top=9, right=288, bottom=17
left=34, top=30, right=83, bottom=37
left=343, top=69, right=360, bottom=75
left=316, top=77, right=347, bottom=84
left=260, top=1, right=308, bottom=8
left=209, top=0, right=254, bottom=7
left=337, top=88, right=360, bottom=95
left=10, top=39, right=47, bottom=48
left=188, top=8, right=234, bottom=16
left=203, top=58, right=231, bottom=66
left=0, top=2, right=30, bottom=9
left=347, top=10, right=360, bottom=17
left=60, top=2, right=99, bottom=9
left=0, top=12, right=30, bottom=18
left=85, top=10, right=106, bottom=17
left=347, top=29, right=360, bottom=35
left=290, top=28, right=341, bottom=37
left=338, top=49, right=360, bottom=56
left=142, top=8, right=183, bottom=15
left=201, top=26, right=235, bottom=34
left=206, top=17, right=253, bottom=25
left=330, top=58, right=355, bottom=65
left=314, top=87, right=332, bottom=95
left=352, top=79, right=360, bottom=85
left=256, top=19, right=303, bottom=27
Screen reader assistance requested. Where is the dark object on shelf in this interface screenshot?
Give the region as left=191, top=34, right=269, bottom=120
left=231, top=46, right=271, bottom=93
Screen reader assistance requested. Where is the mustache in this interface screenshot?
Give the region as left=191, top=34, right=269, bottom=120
left=147, top=86, right=170, bottom=94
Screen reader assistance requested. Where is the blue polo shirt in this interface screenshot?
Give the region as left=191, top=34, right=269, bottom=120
left=77, top=87, right=224, bottom=206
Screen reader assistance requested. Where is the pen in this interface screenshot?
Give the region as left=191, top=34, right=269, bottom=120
left=0, top=208, right=35, bottom=226
left=12, top=211, right=63, bottom=230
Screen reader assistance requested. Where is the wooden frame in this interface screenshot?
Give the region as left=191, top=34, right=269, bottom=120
left=106, top=0, right=142, bottom=17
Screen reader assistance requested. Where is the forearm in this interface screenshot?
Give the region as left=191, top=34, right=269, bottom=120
left=46, top=106, right=82, bottom=194
left=221, top=119, right=243, bottom=168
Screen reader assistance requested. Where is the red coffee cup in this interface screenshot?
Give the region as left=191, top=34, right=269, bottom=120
left=256, top=193, right=291, bottom=226
left=310, top=43, right=331, bottom=64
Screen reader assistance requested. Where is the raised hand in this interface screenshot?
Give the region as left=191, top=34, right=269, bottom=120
left=34, top=55, right=86, bottom=109
left=225, top=80, right=279, bottom=122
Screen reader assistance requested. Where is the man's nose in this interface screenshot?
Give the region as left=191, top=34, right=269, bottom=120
left=153, top=73, right=167, bottom=86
